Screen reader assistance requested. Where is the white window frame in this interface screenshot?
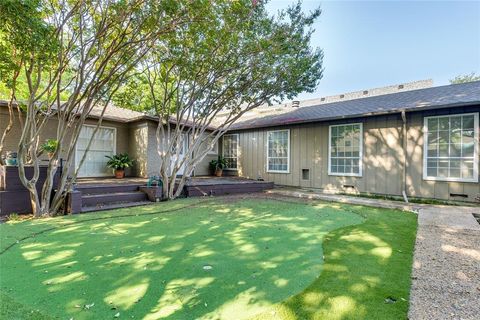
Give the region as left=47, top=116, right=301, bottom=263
left=266, top=129, right=290, bottom=173
left=423, top=112, right=479, bottom=183
left=75, top=124, right=117, bottom=177
left=222, top=133, right=239, bottom=170
left=328, top=123, right=363, bottom=177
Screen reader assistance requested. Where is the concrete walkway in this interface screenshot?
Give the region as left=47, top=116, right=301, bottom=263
left=267, top=187, right=480, bottom=319
left=409, top=206, right=480, bottom=320
left=266, top=187, right=472, bottom=212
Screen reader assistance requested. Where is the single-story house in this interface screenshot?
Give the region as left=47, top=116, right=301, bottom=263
left=218, top=80, right=479, bottom=202
left=0, top=79, right=479, bottom=203
left=0, top=103, right=218, bottom=178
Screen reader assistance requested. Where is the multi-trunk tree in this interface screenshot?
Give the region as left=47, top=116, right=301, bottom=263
left=0, top=0, right=189, bottom=216
left=115, top=0, right=324, bottom=199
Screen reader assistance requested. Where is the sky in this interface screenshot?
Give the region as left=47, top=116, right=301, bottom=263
left=266, top=0, right=480, bottom=100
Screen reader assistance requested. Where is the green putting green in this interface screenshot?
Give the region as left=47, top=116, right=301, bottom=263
left=0, top=197, right=416, bottom=320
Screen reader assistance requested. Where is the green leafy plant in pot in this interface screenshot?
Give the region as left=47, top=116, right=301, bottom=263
left=209, top=156, right=228, bottom=177
left=106, top=153, right=134, bottom=178
left=40, top=139, right=59, bottom=159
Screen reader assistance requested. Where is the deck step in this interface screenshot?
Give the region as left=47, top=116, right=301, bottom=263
left=82, top=201, right=152, bottom=213
left=81, top=191, right=148, bottom=207
left=76, top=184, right=141, bottom=195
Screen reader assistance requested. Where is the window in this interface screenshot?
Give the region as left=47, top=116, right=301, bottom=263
left=206, top=136, right=218, bottom=155
left=76, top=125, right=116, bottom=177
left=267, top=129, right=290, bottom=173
left=423, top=113, right=478, bottom=182
left=222, top=134, right=239, bottom=170
left=329, top=123, right=363, bottom=176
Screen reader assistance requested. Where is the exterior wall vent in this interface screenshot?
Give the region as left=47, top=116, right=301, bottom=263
left=450, top=193, right=468, bottom=198
left=302, top=169, right=310, bottom=180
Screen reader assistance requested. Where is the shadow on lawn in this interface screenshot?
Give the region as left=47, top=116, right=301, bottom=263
left=0, top=200, right=415, bottom=320
left=260, top=206, right=417, bottom=320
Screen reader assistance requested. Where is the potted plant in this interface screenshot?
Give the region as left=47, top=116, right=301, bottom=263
left=40, top=139, right=58, bottom=159
left=105, top=153, right=134, bottom=178
left=209, top=156, right=228, bottom=177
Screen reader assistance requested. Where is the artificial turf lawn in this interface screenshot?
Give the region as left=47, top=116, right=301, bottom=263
left=0, top=197, right=417, bottom=320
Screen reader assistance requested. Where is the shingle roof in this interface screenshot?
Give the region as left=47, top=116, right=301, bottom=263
left=230, top=81, right=480, bottom=130
left=88, top=104, right=150, bottom=122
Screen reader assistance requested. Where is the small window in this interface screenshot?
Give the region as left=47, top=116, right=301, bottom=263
left=423, top=113, right=479, bottom=182
left=267, top=129, right=290, bottom=173
left=302, top=169, right=310, bottom=180
left=222, top=134, right=239, bottom=170
left=328, top=123, right=363, bottom=176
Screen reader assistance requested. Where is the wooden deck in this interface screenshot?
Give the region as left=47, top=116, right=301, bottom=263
left=1, top=173, right=273, bottom=215
left=184, top=177, right=274, bottom=197
left=77, top=176, right=274, bottom=196
left=72, top=176, right=273, bottom=213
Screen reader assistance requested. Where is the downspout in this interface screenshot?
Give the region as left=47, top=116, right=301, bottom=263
left=401, top=110, right=409, bottom=203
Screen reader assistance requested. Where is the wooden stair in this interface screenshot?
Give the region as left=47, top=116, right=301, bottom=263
left=75, top=183, right=149, bottom=213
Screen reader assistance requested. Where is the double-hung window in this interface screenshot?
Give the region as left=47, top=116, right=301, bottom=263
left=222, top=134, right=239, bottom=170
left=423, top=113, right=478, bottom=182
left=267, top=129, right=290, bottom=173
left=329, top=123, right=363, bottom=176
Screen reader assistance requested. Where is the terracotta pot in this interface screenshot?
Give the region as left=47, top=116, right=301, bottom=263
left=215, top=168, right=223, bottom=177
left=115, top=169, right=125, bottom=179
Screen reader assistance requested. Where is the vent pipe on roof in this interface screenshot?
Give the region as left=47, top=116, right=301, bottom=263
left=292, top=100, right=300, bottom=107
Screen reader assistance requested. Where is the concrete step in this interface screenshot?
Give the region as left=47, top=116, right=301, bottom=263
left=81, top=191, right=148, bottom=207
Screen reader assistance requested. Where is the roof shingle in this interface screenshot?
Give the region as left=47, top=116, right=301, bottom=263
left=230, top=81, right=480, bottom=130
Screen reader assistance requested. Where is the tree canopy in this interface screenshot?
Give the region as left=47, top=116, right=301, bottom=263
left=113, top=0, right=324, bottom=199
left=450, top=72, right=480, bottom=84
left=0, top=0, right=324, bottom=210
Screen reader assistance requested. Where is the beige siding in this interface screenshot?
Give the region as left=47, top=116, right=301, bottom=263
left=1, top=108, right=130, bottom=176
left=405, top=108, right=480, bottom=201
left=131, top=122, right=215, bottom=177
left=230, top=107, right=480, bottom=202
left=128, top=121, right=149, bottom=177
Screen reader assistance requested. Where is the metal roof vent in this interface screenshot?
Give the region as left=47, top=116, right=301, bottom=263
left=292, top=100, right=300, bottom=107
left=320, top=97, right=326, bottom=101
left=363, top=90, right=368, bottom=95
left=340, top=94, right=345, bottom=99
left=398, top=84, right=404, bottom=89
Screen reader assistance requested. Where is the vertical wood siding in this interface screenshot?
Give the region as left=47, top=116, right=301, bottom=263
left=230, top=106, right=480, bottom=202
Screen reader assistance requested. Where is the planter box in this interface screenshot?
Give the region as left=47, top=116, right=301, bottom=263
left=139, top=186, right=162, bottom=202
left=0, top=165, right=60, bottom=216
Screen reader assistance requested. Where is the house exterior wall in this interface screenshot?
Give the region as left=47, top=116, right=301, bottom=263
left=140, top=122, right=218, bottom=177
left=0, top=106, right=214, bottom=179
left=226, top=106, right=480, bottom=202
left=128, top=120, right=150, bottom=177
left=405, top=107, right=480, bottom=201
left=0, top=108, right=130, bottom=176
